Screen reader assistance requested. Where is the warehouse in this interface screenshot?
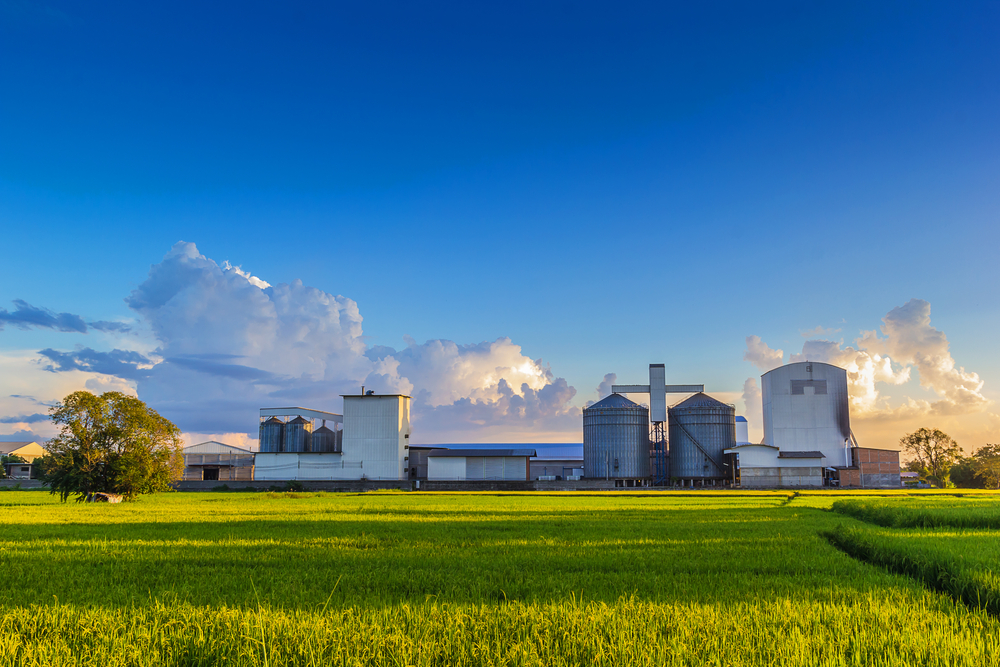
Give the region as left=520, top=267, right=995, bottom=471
left=426, top=448, right=535, bottom=481
left=182, top=441, right=255, bottom=481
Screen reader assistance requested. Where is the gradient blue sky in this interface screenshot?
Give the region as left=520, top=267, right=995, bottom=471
left=1, top=1, right=998, bottom=448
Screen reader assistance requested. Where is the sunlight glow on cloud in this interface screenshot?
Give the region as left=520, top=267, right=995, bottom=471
left=32, top=242, right=578, bottom=442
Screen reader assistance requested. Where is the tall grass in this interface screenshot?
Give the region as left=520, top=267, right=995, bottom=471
left=831, top=498, right=1000, bottom=529
left=2, top=491, right=1000, bottom=665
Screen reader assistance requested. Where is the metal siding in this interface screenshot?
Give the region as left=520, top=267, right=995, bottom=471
left=503, top=457, right=525, bottom=480
left=582, top=398, right=650, bottom=479
left=649, top=364, right=667, bottom=423
left=428, top=457, right=465, bottom=480
left=668, top=396, right=735, bottom=478
left=465, top=457, right=485, bottom=480
left=762, top=362, right=851, bottom=464
left=484, top=457, right=504, bottom=480
left=342, top=395, right=409, bottom=480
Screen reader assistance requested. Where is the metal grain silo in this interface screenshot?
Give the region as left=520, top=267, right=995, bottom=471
left=259, top=417, right=284, bottom=453
left=583, top=393, right=650, bottom=480
left=311, top=424, right=342, bottom=453
left=668, top=393, right=735, bottom=480
left=284, top=416, right=313, bottom=453
left=762, top=361, right=852, bottom=466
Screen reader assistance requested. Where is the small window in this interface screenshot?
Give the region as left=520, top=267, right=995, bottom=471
left=805, top=363, right=813, bottom=372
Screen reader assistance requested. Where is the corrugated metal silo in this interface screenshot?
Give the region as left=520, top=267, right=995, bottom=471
left=762, top=361, right=851, bottom=465
left=583, top=393, right=650, bottom=479
left=312, top=425, right=342, bottom=453
left=284, top=416, right=313, bottom=453
left=668, top=393, right=735, bottom=479
left=259, top=417, right=284, bottom=453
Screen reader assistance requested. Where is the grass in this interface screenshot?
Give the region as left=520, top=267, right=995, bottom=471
left=2, top=490, right=1000, bottom=665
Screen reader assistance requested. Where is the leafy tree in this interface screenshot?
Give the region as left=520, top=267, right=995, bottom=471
left=947, top=456, right=981, bottom=489
left=971, top=444, right=1000, bottom=489
left=45, top=391, right=183, bottom=501
left=900, top=428, right=962, bottom=488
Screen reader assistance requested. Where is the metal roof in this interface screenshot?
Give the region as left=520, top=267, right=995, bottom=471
left=778, top=451, right=825, bottom=459
left=0, top=441, right=45, bottom=455
left=735, top=416, right=748, bottom=422
left=427, top=448, right=537, bottom=458
left=670, top=392, right=732, bottom=409
left=725, top=443, right=779, bottom=450
left=585, top=393, right=641, bottom=410
left=761, top=361, right=846, bottom=377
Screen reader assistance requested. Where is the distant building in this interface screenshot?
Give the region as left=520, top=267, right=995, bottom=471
left=426, top=449, right=535, bottom=481
left=182, top=441, right=255, bottom=482
left=1, top=441, right=47, bottom=480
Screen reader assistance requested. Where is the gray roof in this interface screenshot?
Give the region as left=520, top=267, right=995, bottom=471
left=427, top=448, right=537, bottom=458
left=672, top=392, right=731, bottom=410
left=778, top=451, right=825, bottom=459
left=585, top=393, right=641, bottom=410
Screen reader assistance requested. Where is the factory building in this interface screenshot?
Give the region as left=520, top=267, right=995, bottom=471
left=182, top=441, right=255, bottom=481
left=254, top=394, right=411, bottom=481
left=426, top=448, right=535, bottom=481
left=727, top=361, right=901, bottom=488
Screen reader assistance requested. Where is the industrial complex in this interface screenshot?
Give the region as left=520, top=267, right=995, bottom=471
left=172, top=360, right=902, bottom=490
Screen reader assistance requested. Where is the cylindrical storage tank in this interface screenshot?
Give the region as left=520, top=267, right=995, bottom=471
left=259, top=417, right=284, bottom=453
left=761, top=361, right=851, bottom=465
left=284, top=416, right=313, bottom=453
left=583, top=394, right=650, bottom=479
left=735, top=416, right=750, bottom=444
left=312, top=425, right=341, bottom=453
left=668, top=393, right=735, bottom=479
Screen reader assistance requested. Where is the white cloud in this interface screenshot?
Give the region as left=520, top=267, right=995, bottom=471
left=36, top=242, right=580, bottom=442
left=747, top=299, right=995, bottom=450
left=743, top=335, right=783, bottom=371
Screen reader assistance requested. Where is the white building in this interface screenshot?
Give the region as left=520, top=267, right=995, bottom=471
left=341, top=393, right=411, bottom=481
left=253, top=395, right=411, bottom=481
left=427, top=448, right=535, bottom=481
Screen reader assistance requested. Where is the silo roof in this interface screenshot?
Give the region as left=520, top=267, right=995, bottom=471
left=671, top=392, right=730, bottom=409
left=585, top=393, right=641, bottom=410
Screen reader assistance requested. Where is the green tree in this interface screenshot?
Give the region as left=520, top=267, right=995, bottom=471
left=900, top=427, right=962, bottom=488
left=970, top=444, right=1000, bottom=489
left=947, top=456, right=980, bottom=488
left=45, top=391, right=184, bottom=501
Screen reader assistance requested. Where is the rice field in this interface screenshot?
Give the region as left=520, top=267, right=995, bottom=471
left=1, top=489, right=999, bottom=666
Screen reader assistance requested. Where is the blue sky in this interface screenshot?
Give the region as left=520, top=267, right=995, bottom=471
left=1, top=1, right=998, bottom=449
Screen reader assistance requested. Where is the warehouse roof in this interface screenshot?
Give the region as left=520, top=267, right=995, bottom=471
left=778, top=451, right=825, bottom=459
left=427, top=449, right=537, bottom=458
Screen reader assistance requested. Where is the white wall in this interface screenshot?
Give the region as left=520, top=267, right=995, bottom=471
left=428, top=457, right=466, bottom=480
left=254, top=452, right=363, bottom=481
left=762, top=362, right=851, bottom=463
left=343, top=395, right=410, bottom=480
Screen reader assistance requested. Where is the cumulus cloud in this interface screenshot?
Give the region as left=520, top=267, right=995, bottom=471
left=743, top=335, right=784, bottom=372
left=38, top=242, right=579, bottom=441
left=741, top=377, right=762, bottom=440
left=748, top=299, right=990, bottom=426
left=584, top=373, right=618, bottom=408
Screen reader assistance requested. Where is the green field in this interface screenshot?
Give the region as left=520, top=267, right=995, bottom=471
left=2, top=489, right=999, bottom=666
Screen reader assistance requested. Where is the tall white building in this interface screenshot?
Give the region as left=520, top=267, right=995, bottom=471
left=341, top=393, right=411, bottom=481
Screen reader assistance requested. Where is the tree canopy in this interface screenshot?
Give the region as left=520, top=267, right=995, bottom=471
left=45, top=391, right=184, bottom=501
left=971, top=444, right=1000, bottom=489
left=900, top=427, right=962, bottom=488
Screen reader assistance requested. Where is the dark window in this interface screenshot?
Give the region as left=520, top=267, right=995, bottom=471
left=791, top=379, right=827, bottom=395
left=202, top=468, right=219, bottom=481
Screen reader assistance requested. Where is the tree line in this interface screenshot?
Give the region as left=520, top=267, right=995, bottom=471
left=900, top=427, right=1000, bottom=489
